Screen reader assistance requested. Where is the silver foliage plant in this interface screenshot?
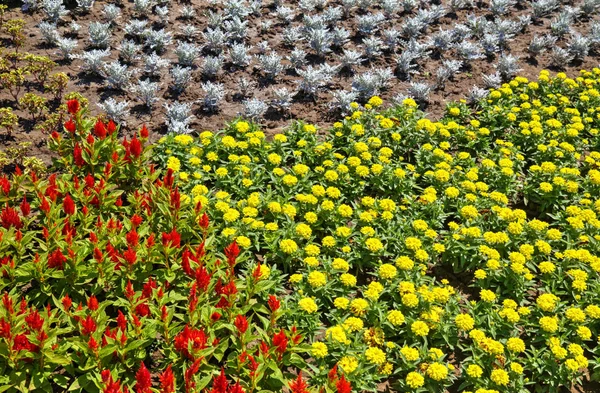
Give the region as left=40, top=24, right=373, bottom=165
left=98, top=98, right=130, bottom=124
left=164, top=102, right=194, bottom=134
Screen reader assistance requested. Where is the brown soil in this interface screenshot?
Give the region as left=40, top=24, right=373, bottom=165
left=2, top=0, right=600, bottom=163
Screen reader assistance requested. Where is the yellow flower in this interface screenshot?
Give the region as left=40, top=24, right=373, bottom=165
left=311, top=342, right=328, bottom=358
left=406, top=372, right=425, bottom=388
left=338, top=356, right=358, bottom=374
left=341, top=273, right=357, bottom=287
left=368, top=96, right=383, bottom=107
left=426, top=363, right=448, bottom=381
left=387, top=310, right=405, bottom=326
left=236, top=236, right=251, bottom=248
left=307, top=271, right=327, bottom=288
left=411, top=320, right=429, bottom=336
left=365, top=347, right=386, bottom=365
left=166, top=156, right=181, bottom=172
left=506, top=337, right=525, bottom=353
left=279, top=239, right=298, bottom=254
left=365, top=237, right=384, bottom=252
left=466, top=364, right=483, bottom=378
left=539, top=316, right=559, bottom=332
left=334, top=297, right=349, bottom=309
left=378, top=263, right=397, bottom=279
left=350, top=298, right=369, bottom=316
left=298, top=298, right=318, bottom=313
left=401, top=346, right=420, bottom=361
left=490, top=369, right=509, bottom=386
left=536, top=293, right=558, bottom=312
left=480, top=289, right=496, bottom=303
left=455, top=314, right=475, bottom=331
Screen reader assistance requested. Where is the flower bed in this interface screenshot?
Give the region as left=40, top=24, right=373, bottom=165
left=0, top=69, right=600, bottom=393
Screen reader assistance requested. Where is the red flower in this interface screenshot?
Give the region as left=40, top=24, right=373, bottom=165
left=185, top=359, right=202, bottom=393
left=88, top=336, right=99, bottom=352
left=195, top=266, right=211, bottom=292
left=289, top=372, right=309, bottom=393
left=131, top=214, right=143, bottom=227
left=25, top=309, right=44, bottom=331
left=20, top=196, right=30, bottom=216
left=228, top=382, right=244, bottom=393
left=210, top=312, right=222, bottom=322
left=125, top=281, right=135, bottom=300
left=336, top=375, right=352, bottom=393
left=13, top=333, right=37, bottom=352
left=139, top=124, right=149, bottom=139
left=135, top=361, right=152, bottom=393
left=0, top=176, right=9, bottom=195
left=268, top=295, right=280, bottom=313
left=135, top=302, right=150, bottom=317
left=117, top=310, right=127, bottom=331
left=87, top=295, right=99, bottom=311
left=141, top=278, right=157, bottom=299
left=126, top=229, right=139, bottom=247
left=0, top=206, right=22, bottom=229
left=123, top=247, right=137, bottom=266
left=48, top=249, right=67, bottom=270
left=61, top=294, right=72, bottom=310
left=130, top=137, right=142, bottom=158
left=74, top=143, right=85, bottom=167
left=94, top=119, right=107, bottom=139
left=159, top=364, right=174, bottom=393
left=81, top=315, right=97, bottom=335
left=234, top=314, right=248, bottom=334
left=51, top=131, right=60, bottom=140
left=174, top=325, right=208, bottom=359
left=63, top=194, right=75, bottom=215
left=107, top=120, right=117, bottom=135
left=64, top=118, right=76, bottom=134
left=67, top=99, right=80, bottom=115
left=198, top=213, right=209, bottom=229
left=0, top=318, right=11, bottom=339
left=272, top=330, right=288, bottom=356
left=212, top=368, right=228, bottom=393
left=224, top=241, right=240, bottom=266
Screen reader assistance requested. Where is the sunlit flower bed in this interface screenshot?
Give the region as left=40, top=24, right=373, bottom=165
left=152, top=69, right=600, bottom=393
left=1, top=69, right=600, bottom=393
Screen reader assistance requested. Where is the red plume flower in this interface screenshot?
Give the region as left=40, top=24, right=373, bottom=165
left=272, top=330, right=288, bottom=356
left=94, top=119, right=107, bottom=139
left=135, top=362, right=152, bottom=393
left=64, top=118, right=76, bottom=134
left=0, top=206, right=22, bottom=229
left=63, top=194, right=75, bottom=215
left=87, top=295, right=99, bottom=311
left=74, top=143, right=85, bottom=167
left=67, top=99, right=80, bottom=115
left=48, top=249, right=67, bottom=270
left=198, top=213, right=209, bottom=229
left=62, top=294, right=72, bottom=310
left=224, top=241, right=240, bottom=267
left=268, top=295, right=280, bottom=313
left=234, top=314, right=248, bottom=334
left=130, top=137, right=142, bottom=158
left=159, top=364, right=174, bottom=393
left=20, top=196, right=30, bottom=216
left=336, top=375, right=352, bottom=393
left=139, top=124, right=149, bottom=139
left=289, top=372, right=309, bottom=393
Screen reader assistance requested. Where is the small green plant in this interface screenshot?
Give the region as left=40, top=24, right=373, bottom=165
left=4, top=19, right=26, bottom=50
left=0, top=68, right=29, bottom=101
left=18, top=93, right=48, bottom=122
left=44, top=72, right=69, bottom=101
left=0, top=107, right=18, bottom=136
